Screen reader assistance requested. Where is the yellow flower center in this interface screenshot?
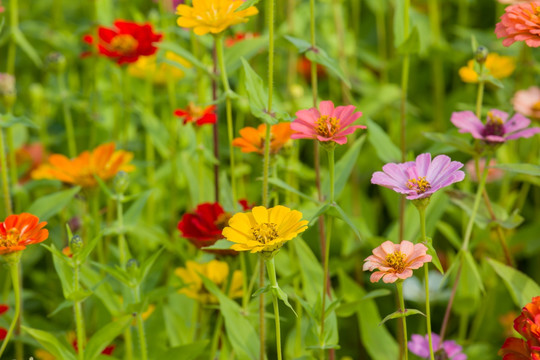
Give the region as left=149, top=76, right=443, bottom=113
left=316, top=116, right=341, bottom=138
left=407, top=176, right=431, bottom=194
left=483, top=112, right=505, bottom=138
left=110, top=34, right=138, bottom=55
left=0, top=228, right=20, bottom=247
left=385, top=251, right=406, bottom=272
left=532, top=101, right=540, bottom=112
left=252, top=223, right=278, bottom=244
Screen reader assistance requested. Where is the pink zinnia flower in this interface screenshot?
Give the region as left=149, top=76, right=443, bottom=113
left=513, top=86, right=540, bottom=120
left=409, top=334, right=467, bottom=360
left=495, top=2, right=540, bottom=47
left=451, top=109, right=540, bottom=144
left=371, top=153, right=465, bottom=200
left=363, top=240, right=432, bottom=283
left=291, top=100, right=366, bottom=145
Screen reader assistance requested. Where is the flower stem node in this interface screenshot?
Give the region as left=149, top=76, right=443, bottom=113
left=1, top=251, right=22, bottom=265
left=412, top=197, right=431, bottom=211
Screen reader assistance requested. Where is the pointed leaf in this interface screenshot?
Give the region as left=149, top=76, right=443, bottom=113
left=26, top=186, right=81, bottom=221
left=84, top=315, right=132, bottom=360
left=23, top=326, right=77, bottom=360
left=487, top=258, right=540, bottom=308
left=366, top=119, right=401, bottom=163
left=379, top=308, right=425, bottom=326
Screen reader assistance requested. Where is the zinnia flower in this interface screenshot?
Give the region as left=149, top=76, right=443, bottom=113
left=363, top=240, right=432, bottom=283
left=499, top=296, right=540, bottom=360
left=0, top=304, right=8, bottom=340
left=458, top=53, right=515, bottom=83
left=175, top=260, right=243, bottom=303
left=513, top=86, right=540, bottom=120
left=232, top=123, right=294, bottom=155
left=222, top=205, right=308, bottom=254
left=176, top=0, right=259, bottom=36
left=174, top=102, right=217, bottom=126
left=291, top=100, right=366, bottom=145
left=31, top=143, right=134, bottom=188
left=86, top=20, right=163, bottom=65
left=15, top=143, right=46, bottom=184
left=409, top=334, right=467, bottom=360
left=226, top=32, right=259, bottom=47
left=178, top=202, right=232, bottom=251
left=465, top=158, right=504, bottom=183
left=451, top=109, right=540, bottom=144
left=0, top=213, right=48, bottom=255
left=371, top=153, right=465, bottom=200
left=127, top=51, right=191, bottom=85
left=496, top=2, right=540, bottom=47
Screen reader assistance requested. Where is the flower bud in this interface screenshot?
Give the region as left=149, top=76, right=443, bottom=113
left=475, top=46, right=488, bottom=65
left=126, top=258, right=139, bottom=278
left=114, top=171, right=130, bottom=194
left=0, top=73, right=16, bottom=109
left=45, top=52, right=66, bottom=73
left=69, top=235, right=84, bottom=255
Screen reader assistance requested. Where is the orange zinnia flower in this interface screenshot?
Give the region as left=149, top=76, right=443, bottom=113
left=31, top=143, right=134, bottom=188
left=232, top=123, right=294, bottom=155
left=174, top=102, right=217, bottom=126
left=363, top=240, right=431, bottom=283
left=0, top=213, right=48, bottom=255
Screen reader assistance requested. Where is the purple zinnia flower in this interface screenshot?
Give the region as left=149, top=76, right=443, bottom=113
left=371, top=153, right=465, bottom=200
left=409, top=334, right=467, bottom=360
left=451, top=109, right=540, bottom=144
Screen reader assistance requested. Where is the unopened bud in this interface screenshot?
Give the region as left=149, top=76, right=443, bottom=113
left=0, top=73, right=16, bottom=109
left=475, top=46, right=488, bottom=65
left=126, top=258, right=139, bottom=277
left=114, top=171, right=129, bottom=195
left=69, top=235, right=84, bottom=255
left=45, top=52, right=66, bottom=73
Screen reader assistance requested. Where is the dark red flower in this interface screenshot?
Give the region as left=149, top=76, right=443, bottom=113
left=178, top=203, right=230, bottom=250
left=174, top=102, right=217, bottom=126
left=238, top=199, right=254, bottom=211
left=500, top=296, right=540, bottom=360
left=86, top=20, right=163, bottom=65
left=0, top=304, right=8, bottom=341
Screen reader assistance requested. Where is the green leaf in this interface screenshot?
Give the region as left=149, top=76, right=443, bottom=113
left=26, top=186, right=81, bottom=221
left=0, top=114, right=38, bottom=129
left=305, top=47, right=351, bottom=87
left=366, top=119, right=401, bottom=163
left=273, top=285, right=298, bottom=316
left=463, top=250, right=485, bottom=293
left=12, top=28, right=42, bottom=67
left=252, top=284, right=271, bottom=297
left=397, top=26, right=420, bottom=54
left=425, top=237, right=444, bottom=274
left=329, top=204, right=362, bottom=241
left=124, top=190, right=153, bottom=226
left=365, top=0, right=387, bottom=14
left=225, top=35, right=268, bottom=73
left=379, top=308, right=425, bottom=326
left=494, top=163, right=540, bottom=177
left=23, top=326, right=77, bottom=360
left=199, top=275, right=260, bottom=360
left=158, top=41, right=210, bottom=76
left=423, top=132, right=476, bottom=156
left=84, top=315, right=132, bottom=360
left=44, top=244, right=74, bottom=298
left=92, top=262, right=132, bottom=287
left=267, top=177, right=319, bottom=203
left=308, top=203, right=331, bottom=226
left=201, top=239, right=235, bottom=251
left=81, top=267, right=122, bottom=316
left=157, top=341, right=210, bottom=360
left=487, top=258, right=540, bottom=308
left=336, top=289, right=392, bottom=317
left=76, top=232, right=104, bottom=265
left=284, top=35, right=311, bottom=53
left=236, top=0, right=260, bottom=11
left=137, top=248, right=164, bottom=283
left=240, top=58, right=276, bottom=125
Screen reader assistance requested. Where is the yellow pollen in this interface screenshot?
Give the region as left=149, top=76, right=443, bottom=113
left=385, top=251, right=406, bottom=272
left=0, top=228, right=20, bottom=248
left=251, top=223, right=278, bottom=244
left=407, top=176, right=431, bottom=194
left=109, top=34, right=138, bottom=55
left=316, top=116, right=341, bottom=138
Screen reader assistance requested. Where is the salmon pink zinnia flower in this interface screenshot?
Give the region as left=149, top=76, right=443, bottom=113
left=371, top=153, right=465, bottom=200
left=291, top=100, right=366, bottom=145
left=451, top=109, right=540, bottom=144
left=495, top=2, right=540, bottom=47
left=363, top=240, right=432, bottom=283
left=513, top=86, right=540, bottom=120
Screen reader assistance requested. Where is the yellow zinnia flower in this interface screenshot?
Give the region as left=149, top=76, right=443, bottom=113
left=127, top=51, right=191, bottom=85
left=459, top=53, right=516, bottom=83
left=176, top=0, right=259, bottom=36
left=175, top=260, right=243, bottom=303
left=222, top=206, right=308, bottom=254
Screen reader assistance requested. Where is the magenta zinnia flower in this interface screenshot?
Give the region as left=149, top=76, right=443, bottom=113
left=409, top=334, right=467, bottom=360
left=291, top=100, right=366, bottom=145
left=451, top=109, right=540, bottom=144
left=371, top=153, right=465, bottom=200
left=363, top=240, right=431, bottom=283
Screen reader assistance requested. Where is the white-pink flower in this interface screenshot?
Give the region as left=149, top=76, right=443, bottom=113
left=512, top=86, right=540, bottom=120
left=363, top=240, right=432, bottom=283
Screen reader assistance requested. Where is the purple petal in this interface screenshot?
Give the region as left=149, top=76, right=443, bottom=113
left=425, top=155, right=451, bottom=184
left=380, top=162, right=413, bottom=185
left=408, top=334, right=430, bottom=358
left=430, top=161, right=465, bottom=188
left=484, top=135, right=506, bottom=143
left=503, top=113, right=531, bottom=134
left=450, top=111, right=485, bottom=139
left=505, top=127, right=540, bottom=140
left=488, top=109, right=509, bottom=123
left=415, top=153, right=432, bottom=177
left=371, top=171, right=405, bottom=190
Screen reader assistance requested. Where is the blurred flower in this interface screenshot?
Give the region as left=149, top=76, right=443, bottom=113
left=155, top=0, right=184, bottom=12
left=297, top=57, right=326, bottom=82
left=451, top=109, right=540, bottom=144
left=68, top=330, right=115, bottom=356
left=232, top=123, right=294, bottom=155
left=85, top=21, right=163, bottom=65
left=363, top=240, right=431, bottom=283
left=496, top=2, right=540, bottom=47
left=0, top=304, right=8, bottom=340
left=175, top=260, right=243, bottom=303
left=498, top=0, right=530, bottom=3
left=127, top=51, right=191, bottom=85
left=291, top=100, right=366, bottom=145
left=222, top=205, right=308, bottom=254
left=31, top=143, right=135, bottom=188
left=513, top=86, right=540, bottom=120
left=238, top=199, right=254, bottom=211
left=458, top=53, right=515, bottom=83
left=409, top=333, right=467, bottom=360
left=174, top=103, right=217, bottom=126
left=176, top=0, right=258, bottom=36
left=0, top=73, right=16, bottom=108
left=0, top=213, right=48, bottom=255
left=371, top=153, right=465, bottom=200
left=465, top=158, right=504, bottom=183
left=226, top=32, right=259, bottom=47
left=500, top=311, right=519, bottom=338
left=15, top=143, right=46, bottom=184
left=499, top=296, right=540, bottom=359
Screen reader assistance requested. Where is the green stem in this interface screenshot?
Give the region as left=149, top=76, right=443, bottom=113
left=266, top=258, right=282, bottom=360
left=215, top=35, right=237, bottom=208
left=310, top=0, right=317, bottom=106
left=6, top=0, right=18, bottom=75
left=209, top=313, right=224, bottom=359
left=417, top=207, right=434, bottom=360
left=58, top=72, right=77, bottom=158
left=134, top=286, right=148, bottom=360
left=0, top=261, right=21, bottom=359
left=117, top=195, right=128, bottom=269
left=74, top=260, right=86, bottom=360
left=328, top=148, right=335, bottom=203
left=396, top=281, right=408, bottom=360
left=144, top=76, right=155, bottom=224
left=0, top=126, right=13, bottom=216
left=475, top=79, right=485, bottom=119
left=90, top=192, right=104, bottom=264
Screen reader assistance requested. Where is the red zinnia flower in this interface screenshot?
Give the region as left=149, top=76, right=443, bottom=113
left=174, top=102, right=217, bottom=126
left=500, top=296, right=540, bottom=359
left=0, top=304, right=8, bottom=340
left=178, top=203, right=231, bottom=251
left=0, top=213, right=49, bottom=255
left=225, top=32, right=259, bottom=47
left=86, top=20, right=163, bottom=65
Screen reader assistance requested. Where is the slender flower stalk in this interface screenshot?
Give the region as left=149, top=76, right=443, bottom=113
left=396, top=281, right=409, bottom=360
left=266, top=257, right=282, bottom=360
left=57, top=72, right=77, bottom=158
left=71, top=237, right=86, bottom=360
left=0, top=125, right=12, bottom=216
left=0, top=260, right=20, bottom=359
left=134, top=285, right=148, bottom=360
left=475, top=63, right=485, bottom=119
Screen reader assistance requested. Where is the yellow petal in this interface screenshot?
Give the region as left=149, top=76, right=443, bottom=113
left=252, top=206, right=269, bottom=224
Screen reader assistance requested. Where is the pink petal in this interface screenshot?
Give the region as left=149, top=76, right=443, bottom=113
left=382, top=273, right=399, bottom=283
left=450, top=111, right=485, bottom=139
left=415, top=153, right=432, bottom=178
left=504, top=113, right=531, bottom=134
left=319, top=100, right=334, bottom=117
left=370, top=271, right=385, bottom=283
left=399, top=240, right=414, bottom=257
